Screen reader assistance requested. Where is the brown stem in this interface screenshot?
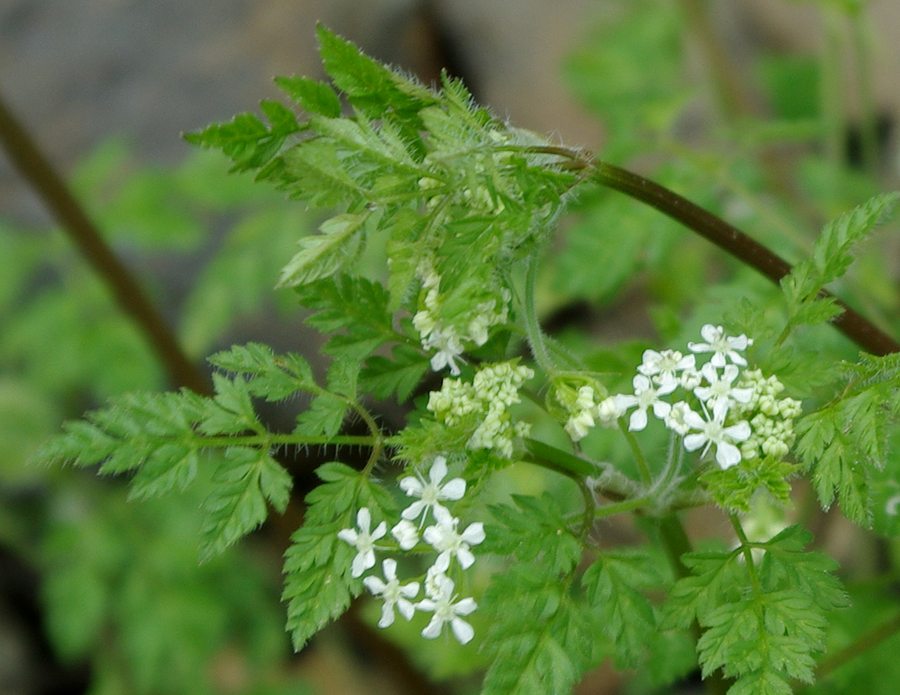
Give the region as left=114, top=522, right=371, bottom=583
left=0, top=92, right=210, bottom=394
left=591, top=160, right=899, bottom=356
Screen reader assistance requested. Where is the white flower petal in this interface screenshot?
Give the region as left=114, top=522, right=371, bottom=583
left=351, top=551, right=372, bottom=578
left=629, top=408, right=648, bottom=431
left=441, top=478, right=467, bottom=500
left=725, top=421, right=752, bottom=442
left=396, top=598, right=416, bottom=621
left=457, top=547, right=475, bottom=569
left=356, top=507, right=371, bottom=532
left=378, top=604, right=395, bottom=628
left=421, top=616, right=443, bottom=639
left=684, top=433, right=706, bottom=452
left=461, top=522, right=485, bottom=545
left=364, top=576, right=386, bottom=594
left=400, top=582, right=420, bottom=599
left=450, top=618, right=475, bottom=644
left=716, top=441, right=742, bottom=468
left=399, top=476, right=424, bottom=496
left=401, top=499, right=427, bottom=520
left=429, top=456, right=448, bottom=483
left=454, top=597, right=478, bottom=616
left=337, top=529, right=358, bottom=544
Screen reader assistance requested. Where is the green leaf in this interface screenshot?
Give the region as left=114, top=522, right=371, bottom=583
left=481, top=565, right=602, bottom=695
left=277, top=213, right=368, bottom=288
left=199, top=373, right=259, bottom=435
left=295, top=275, right=399, bottom=359
left=209, top=342, right=316, bottom=401
left=200, top=447, right=293, bottom=562
left=663, top=525, right=846, bottom=689
left=781, top=192, right=899, bottom=328
left=275, top=75, right=341, bottom=117
left=701, top=456, right=797, bottom=513
left=294, top=392, right=347, bottom=438
left=360, top=344, right=430, bottom=402
left=581, top=550, right=660, bottom=667
left=483, top=493, right=583, bottom=575
left=793, top=354, right=899, bottom=528
left=282, top=462, right=394, bottom=650
left=315, top=24, right=435, bottom=124
left=185, top=107, right=299, bottom=173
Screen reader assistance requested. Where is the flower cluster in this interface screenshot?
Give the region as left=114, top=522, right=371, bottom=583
left=338, top=456, right=484, bottom=644
left=560, top=325, right=801, bottom=470
left=428, top=361, right=534, bottom=458
left=412, top=258, right=510, bottom=376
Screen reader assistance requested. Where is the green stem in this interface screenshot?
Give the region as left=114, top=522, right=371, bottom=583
left=191, top=434, right=377, bottom=449
left=594, top=496, right=651, bottom=519
left=522, top=438, right=598, bottom=479
left=729, top=513, right=763, bottom=593
left=520, top=252, right=557, bottom=376
left=620, top=419, right=653, bottom=485
left=343, top=399, right=384, bottom=473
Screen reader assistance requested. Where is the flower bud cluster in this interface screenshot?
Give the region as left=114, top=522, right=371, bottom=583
left=428, top=361, right=534, bottom=458
left=338, top=456, right=483, bottom=644
left=734, top=369, right=802, bottom=460
left=556, top=325, right=802, bottom=470
left=554, top=383, right=601, bottom=442
left=413, top=259, right=510, bottom=376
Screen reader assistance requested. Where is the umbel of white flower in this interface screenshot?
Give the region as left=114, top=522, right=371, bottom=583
left=337, top=456, right=484, bottom=645
left=564, top=324, right=801, bottom=470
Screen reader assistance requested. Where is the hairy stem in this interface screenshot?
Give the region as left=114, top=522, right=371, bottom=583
left=0, top=93, right=210, bottom=394
left=589, top=160, right=899, bottom=355
left=520, top=251, right=557, bottom=375
left=527, top=144, right=899, bottom=355
left=620, top=420, right=653, bottom=485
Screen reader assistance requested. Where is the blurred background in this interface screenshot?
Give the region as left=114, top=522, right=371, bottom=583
left=1, top=1, right=899, bottom=694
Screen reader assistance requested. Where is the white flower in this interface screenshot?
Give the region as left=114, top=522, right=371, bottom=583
left=683, top=408, right=751, bottom=469
left=665, top=401, right=696, bottom=435
left=391, top=519, right=420, bottom=550
left=637, top=349, right=695, bottom=384
left=423, top=508, right=485, bottom=571
left=688, top=324, right=753, bottom=367
left=425, top=327, right=465, bottom=375
left=337, top=507, right=387, bottom=578
left=615, top=374, right=676, bottom=431
left=416, top=575, right=478, bottom=644
left=597, top=396, right=626, bottom=426
left=424, top=564, right=447, bottom=598
left=693, top=363, right=753, bottom=415
left=363, top=559, right=420, bottom=628
left=565, top=409, right=595, bottom=442
left=399, top=456, right=466, bottom=522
